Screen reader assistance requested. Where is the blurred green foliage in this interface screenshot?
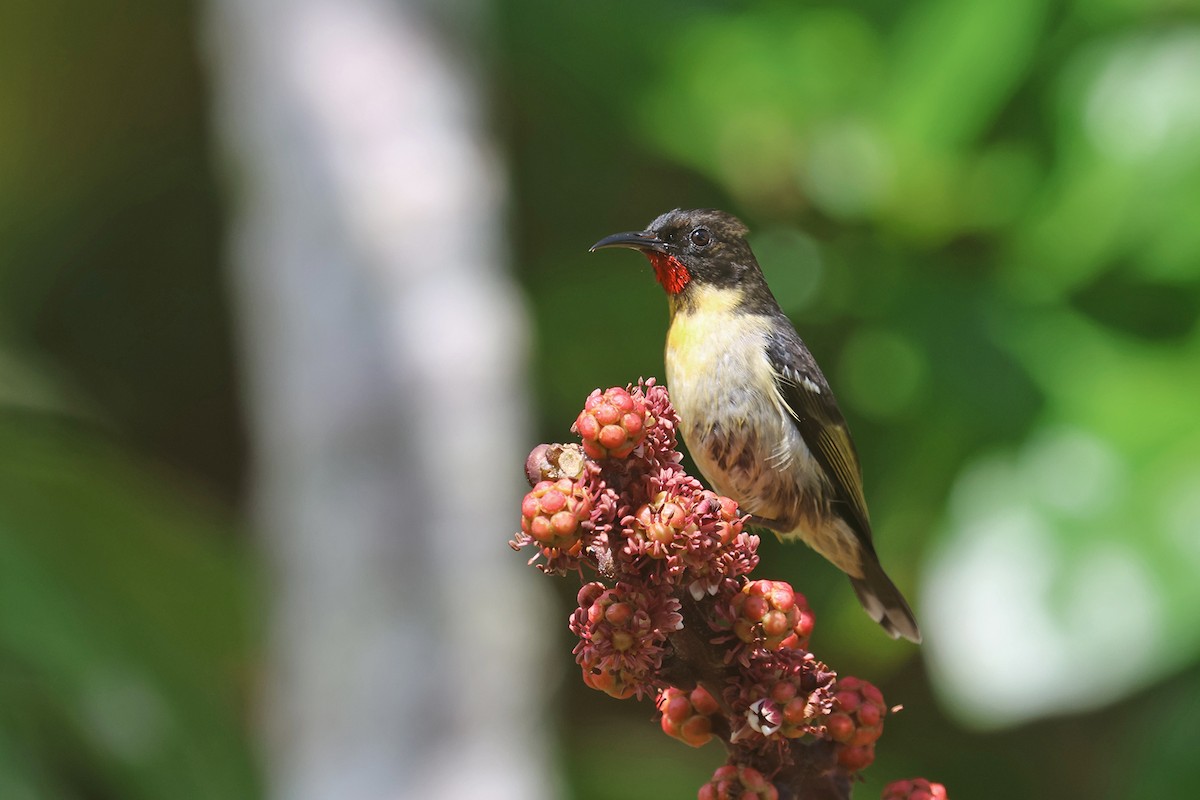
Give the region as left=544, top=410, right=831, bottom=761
left=1, top=0, right=1199, bottom=798
left=0, top=414, right=256, bottom=799
left=0, top=0, right=254, bottom=797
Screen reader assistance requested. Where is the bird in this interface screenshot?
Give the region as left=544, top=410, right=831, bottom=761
left=589, top=208, right=920, bottom=643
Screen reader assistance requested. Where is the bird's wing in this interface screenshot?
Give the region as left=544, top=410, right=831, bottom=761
left=766, top=330, right=873, bottom=541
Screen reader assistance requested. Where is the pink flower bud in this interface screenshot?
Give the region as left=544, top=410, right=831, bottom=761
left=575, top=387, right=649, bottom=459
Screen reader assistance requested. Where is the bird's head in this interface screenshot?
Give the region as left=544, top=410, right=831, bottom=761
left=590, top=208, right=761, bottom=296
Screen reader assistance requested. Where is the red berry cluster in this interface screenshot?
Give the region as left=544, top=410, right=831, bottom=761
left=721, top=579, right=816, bottom=655
left=729, top=648, right=835, bottom=742
left=698, top=764, right=778, bottom=800
left=513, top=382, right=759, bottom=590
left=521, top=478, right=592, bottom=551
left=882, top=778, right=949, bottom=800
left=627, top=491, right=698, bottom=561
left=658, top=685, right=720, bottom=747
left=827, top=676, right=888, bottom=772
left=512, top=382, right=945, bottom=800
left=571, top=581, right=682, bottom=700
left=575, top=386, right=648, bottom=459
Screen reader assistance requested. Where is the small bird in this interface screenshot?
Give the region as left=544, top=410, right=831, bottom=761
left=590, top=208, right=920, bottom=642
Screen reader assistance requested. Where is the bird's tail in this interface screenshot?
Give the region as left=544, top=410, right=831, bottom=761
left=850, top=559, right=921, bottom=644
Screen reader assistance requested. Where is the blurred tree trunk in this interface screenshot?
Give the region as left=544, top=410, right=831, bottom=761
left=205, top=1, right=554, bottom=798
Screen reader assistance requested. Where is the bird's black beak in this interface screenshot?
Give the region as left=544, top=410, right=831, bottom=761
left=589, top=230, right=672, bottom=254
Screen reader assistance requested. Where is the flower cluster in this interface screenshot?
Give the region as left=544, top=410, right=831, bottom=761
left=658, top=685, right=720, bottom=747
left=730, top=648, right=836, bottom=743
left=827, top=676, right=889, bottom=772
left=570, top=581, right=682, bottom=700
left=521, top=478, right=591, bottom=551
left=512, top=381, right=759, bottom=598
left=883, top=778, right=949, bottom=800
left=513, top=382, right=945, bottom=799
left=698, top=764, right=778, bottom=800
left=575, top=386, right=648, bottom=459
left=718, top=578, right=816, bottom=659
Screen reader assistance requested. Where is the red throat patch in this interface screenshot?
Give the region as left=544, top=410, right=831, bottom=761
left=645, top=251, right=691, bottom=295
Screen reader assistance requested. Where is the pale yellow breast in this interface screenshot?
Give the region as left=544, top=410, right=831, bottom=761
left=664, top=286, right=817, bottom=520
left=664, top=287, right=776, bottom=428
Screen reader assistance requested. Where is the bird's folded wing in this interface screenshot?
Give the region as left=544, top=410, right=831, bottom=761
left=767, top=333, right=873, bottom=541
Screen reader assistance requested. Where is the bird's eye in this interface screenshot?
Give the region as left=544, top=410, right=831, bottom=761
left=689, top=227, right=712, bottom=248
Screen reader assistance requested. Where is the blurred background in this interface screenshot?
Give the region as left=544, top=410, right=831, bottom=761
left=2, top=0, right=1199, bottom=798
